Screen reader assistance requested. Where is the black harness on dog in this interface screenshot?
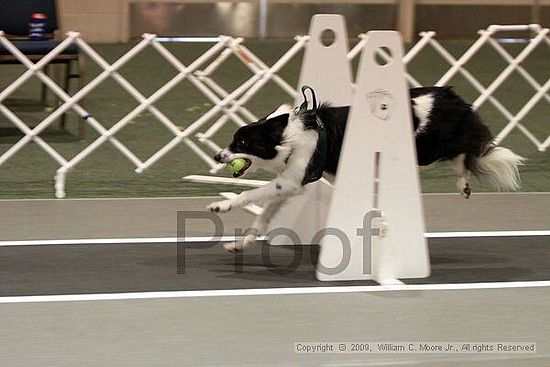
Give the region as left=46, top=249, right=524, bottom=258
left=294, top=86, right=328, bottom=185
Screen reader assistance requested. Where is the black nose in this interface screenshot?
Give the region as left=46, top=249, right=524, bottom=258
left=214, top=152, right=223, bottom=163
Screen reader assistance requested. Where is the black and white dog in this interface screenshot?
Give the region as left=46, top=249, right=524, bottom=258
left=208, top=87, right=525, bottom=252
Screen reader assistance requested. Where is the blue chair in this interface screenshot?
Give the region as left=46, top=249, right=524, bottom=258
left=0, top=0, right=86, bottom=138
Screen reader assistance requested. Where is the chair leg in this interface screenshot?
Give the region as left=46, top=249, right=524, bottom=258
left=77, top=56, right=86, bottom=140
left=59, top=61, right=71, bottom=130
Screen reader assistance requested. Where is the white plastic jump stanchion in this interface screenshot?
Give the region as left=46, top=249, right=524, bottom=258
left=348, top=32, right=428, bottom=88
left=266, top=14, right=353, bottom=247
left=317, top=31, right=430, bottom=283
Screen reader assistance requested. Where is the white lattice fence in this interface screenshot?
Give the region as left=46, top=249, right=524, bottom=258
left=0, top=25, right=548, bottom=197
left=415, top=25, right=550, bottom=151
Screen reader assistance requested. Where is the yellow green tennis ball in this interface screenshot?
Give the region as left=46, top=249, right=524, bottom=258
left=227, top=158, right=247, bottom=173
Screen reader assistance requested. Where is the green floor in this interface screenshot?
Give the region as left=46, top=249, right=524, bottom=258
left=0, top=39, right=548, bottom=199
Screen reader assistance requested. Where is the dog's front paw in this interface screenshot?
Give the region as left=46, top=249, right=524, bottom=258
left=207, top=200, right=232, bottom=213
left=223, top=235, right=255, bottom=253
left=461, top=183, right=471, bottom=199
left=223, top=242, right=242, bottom=253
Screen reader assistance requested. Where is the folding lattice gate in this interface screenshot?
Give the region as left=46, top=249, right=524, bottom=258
left=0, top=24, right=548, bottom=197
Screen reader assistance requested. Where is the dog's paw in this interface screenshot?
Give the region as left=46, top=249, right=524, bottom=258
left=223, top=242, right=243, bottom=253
left=461, top=183, right=471, bottom=199
left=223, top=236, right=255, bottom=253
left=207, top=200, right=232, bottom=213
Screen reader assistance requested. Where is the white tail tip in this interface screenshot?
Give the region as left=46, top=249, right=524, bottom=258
left=476, top=147, right=526, bottom=191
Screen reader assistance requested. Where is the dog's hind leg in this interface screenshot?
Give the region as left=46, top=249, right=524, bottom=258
left=224, top=199, right=285, bottom=253
left=453, top=153, right=471, bottom=199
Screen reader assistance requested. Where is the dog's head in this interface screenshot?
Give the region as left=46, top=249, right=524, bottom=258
left=214, top=105, right=293, bottom=177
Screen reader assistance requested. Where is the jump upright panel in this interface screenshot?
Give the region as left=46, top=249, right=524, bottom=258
left=294, top=14, right=353, bottom=106
left=267, top=14, right=353, bottom=246
left=317, top=31, right=430, bottom=283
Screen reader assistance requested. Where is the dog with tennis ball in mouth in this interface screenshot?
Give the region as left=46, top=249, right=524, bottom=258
left=209, top=86, right=525, bottom=252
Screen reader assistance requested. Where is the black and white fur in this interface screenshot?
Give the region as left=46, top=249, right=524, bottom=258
left=208, top=87, right=525, bottom=252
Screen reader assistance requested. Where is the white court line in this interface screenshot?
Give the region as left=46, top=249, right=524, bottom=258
left=424, top=230, right=550, bottom=238
left=1, top=281, right=549, bottom=304
left=1, top=191, right=548, bottom=202
left=1, top=230, right=549, bottom=247
left=0, top=236, right=245, bottom=247
left=0, top=196, right=219, bottom=202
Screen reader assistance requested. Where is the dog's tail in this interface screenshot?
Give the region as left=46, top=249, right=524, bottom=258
left=469, top=144, right=526, bottom=191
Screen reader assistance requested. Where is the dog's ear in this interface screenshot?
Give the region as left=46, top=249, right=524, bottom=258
left=265, top=113, right=289, bottom=134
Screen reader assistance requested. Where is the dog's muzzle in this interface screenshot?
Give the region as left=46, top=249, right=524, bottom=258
left=214, top=149, right=232, bottom=163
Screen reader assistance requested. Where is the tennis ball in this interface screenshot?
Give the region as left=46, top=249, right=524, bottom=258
left=227, top=158, right=247, bottom=173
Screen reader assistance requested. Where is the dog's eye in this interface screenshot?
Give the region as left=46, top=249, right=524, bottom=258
left=238, top=139, right=246, bottom=147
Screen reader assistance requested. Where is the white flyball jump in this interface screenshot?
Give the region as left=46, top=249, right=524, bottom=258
left=316, top=30, right=430, bottom=283
left=187, top=14, right=431, bottom=284
left=266, top=15, right=430, bottom=283
left=266, top=14, right=352, bottom=248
